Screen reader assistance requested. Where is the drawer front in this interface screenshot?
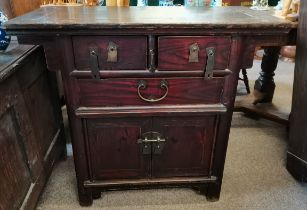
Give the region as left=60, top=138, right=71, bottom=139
left=77, top=78, right=224, bottom=107
left=158, top=36, right=231, bottom=71
left=73, top=36, right=147, bottom=70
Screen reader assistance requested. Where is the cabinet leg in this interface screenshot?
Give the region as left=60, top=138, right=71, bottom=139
left=78, top=192, right=93, bottom=206
left=198, top=183, right=221, bottom=202
left=206, top=183, right=221, bottom=202
left=92, top=189, right=102, bottom=199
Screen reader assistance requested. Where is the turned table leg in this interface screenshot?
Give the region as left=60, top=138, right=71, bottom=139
left=253, top=46, right=281, bottom=104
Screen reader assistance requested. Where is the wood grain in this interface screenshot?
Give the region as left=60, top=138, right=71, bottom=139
left=0, top=107, right=31, bottom=210
left=4, top=7, right=296, bottom=31
left=77, top=78, right=225, bottom=107
left=73, top=36, right=147, bottom=70
left=0, top=45, right=66, bottom=210
left=152, top=116, right=217, bottom=178
left=86, top=118, right=151, bottom=180
left=158, top=36, right=231, bottom=70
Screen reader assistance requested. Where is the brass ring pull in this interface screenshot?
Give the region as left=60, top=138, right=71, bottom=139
left=137, top=80, right=168, bottom=103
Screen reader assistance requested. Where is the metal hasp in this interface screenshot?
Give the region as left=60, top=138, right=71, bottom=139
left=189, top=43, right=200, bottom=63
left=89, top=47, right=100, bottom=80
left=205, top=47, right=215, bottom=80
left=137, top=132, right=166, bottom=155
left=107, top=42, right=118, bottom=62
left=149, top=49, right=155, bottom=72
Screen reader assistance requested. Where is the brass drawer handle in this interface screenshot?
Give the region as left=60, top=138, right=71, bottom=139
left=137, top=80, right=168, bottom=103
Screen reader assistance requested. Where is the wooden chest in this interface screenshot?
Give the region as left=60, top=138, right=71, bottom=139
left=4, top=6, right=296, bottom=206
left=0, top=43, right=66, bottom=210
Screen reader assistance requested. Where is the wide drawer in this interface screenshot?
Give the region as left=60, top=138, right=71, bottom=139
left=72, top=36, right=147, bottom=70
left=158, top=36, right=231, bottom=71
left=77, top=78, right=224, bottom=107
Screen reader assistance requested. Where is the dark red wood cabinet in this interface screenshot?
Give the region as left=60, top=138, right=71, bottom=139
left=4, top=6, right=296, bottom=206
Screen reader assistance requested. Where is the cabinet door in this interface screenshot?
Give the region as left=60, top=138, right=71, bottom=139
left=85, top=117, right=151, bottom=180
left=152, top=116, right=218, bottom=178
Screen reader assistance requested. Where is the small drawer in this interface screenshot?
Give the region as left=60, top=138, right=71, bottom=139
left=158, top=36, right=231, bottom=71
left=77, top=78, right=224, bottom=107
left=72, top=36, right=147, bottom=70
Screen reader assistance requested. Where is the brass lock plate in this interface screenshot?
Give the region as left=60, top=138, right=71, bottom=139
left=137, top=132, right=166, bottom=155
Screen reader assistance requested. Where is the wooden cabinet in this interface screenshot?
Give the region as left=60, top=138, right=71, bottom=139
left=4, top=6, right=296, bottom=206
left=0, top=44, right=66, bottom=210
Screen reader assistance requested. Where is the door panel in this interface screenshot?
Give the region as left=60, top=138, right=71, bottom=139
left=152, top=116, right=217, bottom=178
left=86, top=117, right=151, bottom=180
left=0, top=109, right=31, bottom=210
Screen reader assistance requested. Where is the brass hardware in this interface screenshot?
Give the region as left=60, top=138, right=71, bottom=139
left=137, top=132, right=166, bottom=155
left=107, top=42, right=118, bottom=62
left=148, top=35, right=156, bottom=72
left=137, top=80, right=168, bottom=103
left=204, top=47, right=215, bottom=80
left=89, top=47, right=100, bottom=80
left=149, top=49, right=155, bottom=72
left=189, top=43, right=200, bottom=63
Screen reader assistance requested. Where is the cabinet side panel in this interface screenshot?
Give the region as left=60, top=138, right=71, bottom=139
left=0, top=109, right=32, bottom=210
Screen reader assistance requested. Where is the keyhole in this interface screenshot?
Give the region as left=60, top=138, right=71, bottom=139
left=208, top=50, right=214, bottom=56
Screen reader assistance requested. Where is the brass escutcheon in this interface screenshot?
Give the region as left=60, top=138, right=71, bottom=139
left=107, top=42, right=118, bottom=62
left=189, top=43, right=200, bottom=63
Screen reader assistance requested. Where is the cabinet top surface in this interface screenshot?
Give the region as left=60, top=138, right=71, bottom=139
left=4, top=6, right=296, bottom=31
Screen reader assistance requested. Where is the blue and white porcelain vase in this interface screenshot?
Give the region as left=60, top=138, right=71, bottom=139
left=0, top=10, right=11, bottom=51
